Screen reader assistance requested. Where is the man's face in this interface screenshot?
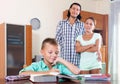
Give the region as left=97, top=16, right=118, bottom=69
left=70, top=5, right=80, bottom=18
left=41, top=43, right=59, bottom=64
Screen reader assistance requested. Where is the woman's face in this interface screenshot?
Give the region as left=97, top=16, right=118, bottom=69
left=84, top=19, right=95, bottom=33
left=69, top=4, right=80, bottom=18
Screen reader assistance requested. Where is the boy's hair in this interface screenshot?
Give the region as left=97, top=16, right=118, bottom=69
left=41, top=38, right=58, bottom=49
left=67, top=2, right=82, bottom=20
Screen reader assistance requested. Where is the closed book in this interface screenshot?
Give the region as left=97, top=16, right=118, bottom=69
left=30, top=74, right=57, bottom=82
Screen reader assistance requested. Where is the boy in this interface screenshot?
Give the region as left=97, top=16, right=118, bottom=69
left=19, top=38, right=80, bottom=75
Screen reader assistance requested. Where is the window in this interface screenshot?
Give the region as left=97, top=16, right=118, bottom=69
left=109, top=1, right=120, bottom=80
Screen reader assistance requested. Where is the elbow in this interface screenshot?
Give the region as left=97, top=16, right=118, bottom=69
left=96, top=47, right=100, bottom=52
left=19, top=72, right=24, bottom=75
left=76, top=47, right=82, bottom=53
left=74, top=69, right=81, bottom=75
left=19, top=71, right=28, bottom=75
left=76, top=49, right=79, bottom=53
left=93, top=46, right=99, bottom=52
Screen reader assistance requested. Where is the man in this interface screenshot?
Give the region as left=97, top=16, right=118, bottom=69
left=55, top=3, right=84, bottom=66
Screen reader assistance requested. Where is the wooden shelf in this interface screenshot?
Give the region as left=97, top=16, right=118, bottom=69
left=101, top=45, right=106, bottom=63
left=0, top=23, right=32, bottom=79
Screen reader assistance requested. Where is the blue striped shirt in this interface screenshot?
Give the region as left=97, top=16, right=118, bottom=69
left=55, top=19, right=84, bottom=66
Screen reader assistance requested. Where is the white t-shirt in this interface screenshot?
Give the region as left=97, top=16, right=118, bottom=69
left=76, top=33, right=102, bottom=70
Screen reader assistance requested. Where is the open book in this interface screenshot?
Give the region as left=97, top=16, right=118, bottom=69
left=69, top=74, right=111, bottom=81
left=30, top=72, right=81, bottom=82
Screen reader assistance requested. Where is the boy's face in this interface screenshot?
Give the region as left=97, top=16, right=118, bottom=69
left=41, top=43, right=59, bottom=64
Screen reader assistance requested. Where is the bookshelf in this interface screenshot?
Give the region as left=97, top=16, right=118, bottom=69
left=0, top=23, right=32, bottom=78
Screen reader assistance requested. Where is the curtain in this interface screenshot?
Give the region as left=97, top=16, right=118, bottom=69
left=109, top=0, right=120, bottom=81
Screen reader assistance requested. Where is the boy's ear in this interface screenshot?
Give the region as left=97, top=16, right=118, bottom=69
left=40, top=50, right=43, bottom=55
left=40, top=50, right=45, bottom=57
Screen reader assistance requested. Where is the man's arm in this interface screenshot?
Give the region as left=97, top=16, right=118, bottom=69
left=55, top=21, right=62, bottom=45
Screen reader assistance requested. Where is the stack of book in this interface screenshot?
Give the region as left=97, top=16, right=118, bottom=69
left=85, top=74, right=111, bottom=81
left=5, top=75, right=30, bottom=81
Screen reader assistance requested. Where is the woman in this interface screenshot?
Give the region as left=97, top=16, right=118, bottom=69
left=76, top=17, right=102, bottom=74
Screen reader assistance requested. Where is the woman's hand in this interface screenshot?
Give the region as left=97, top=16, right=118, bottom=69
left=97, top=51, right=102, bottom=62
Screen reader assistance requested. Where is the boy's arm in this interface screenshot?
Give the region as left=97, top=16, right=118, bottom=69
left=20, top=71, right=48, bottom=75
left=19, top=62, right=60, bottom=76
left=54, top=57, right=80, bottom=75
left=19, top=69, right=60, bottom=75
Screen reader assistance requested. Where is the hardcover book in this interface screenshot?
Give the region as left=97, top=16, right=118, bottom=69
left=30, top=74, right=57, bottom=82
left=30, top=72, right=81, bottom=82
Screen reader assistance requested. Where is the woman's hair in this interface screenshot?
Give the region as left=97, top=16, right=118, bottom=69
left=41, top=38, right=58, bottom=49
left=67, top=3, right=82, bottom=20
left=85, top=17, right=96, bottom=26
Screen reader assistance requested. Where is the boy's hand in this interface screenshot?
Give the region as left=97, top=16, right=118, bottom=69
left=52, top=57, right=63, bottom=65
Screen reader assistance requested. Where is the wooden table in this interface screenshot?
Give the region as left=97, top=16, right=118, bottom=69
left=0, top=79, right=113, bottom=84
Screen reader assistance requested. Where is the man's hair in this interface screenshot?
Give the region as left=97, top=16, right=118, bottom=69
left=67, top=2, right=82, bottom=20
left=41, top=38, right=58, bottom=49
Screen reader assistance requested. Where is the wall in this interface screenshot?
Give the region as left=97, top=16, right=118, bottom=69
left=0, top=0, right=110, bottom=58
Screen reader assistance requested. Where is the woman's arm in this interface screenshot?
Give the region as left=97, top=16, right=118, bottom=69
left=85, top=39, right=100, bottom=52
left=85, top=38, right=102, bottom=61
left=75, top=41, right=94, bottom=53
left=86, top=33, right=102, bottom=52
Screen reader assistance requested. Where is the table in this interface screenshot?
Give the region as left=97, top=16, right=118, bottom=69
left=0, top=79, right=114, bottom=84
